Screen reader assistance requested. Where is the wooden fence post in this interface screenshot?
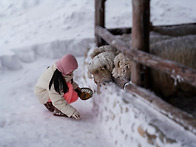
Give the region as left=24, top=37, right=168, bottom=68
left=95, top=0, right=106, bottom=47
left=131, top=0, right=150, bottom=87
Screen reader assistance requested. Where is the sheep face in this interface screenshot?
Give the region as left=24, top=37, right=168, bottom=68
left=88, top=45, right=117, bottom=84
left=112, top=53, right=132, bottom=80
left=92, top=68, right=113, bottom=84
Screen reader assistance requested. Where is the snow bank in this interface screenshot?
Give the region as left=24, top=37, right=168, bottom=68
left=0, top=38, right=94, bottom=70
left=0, top=0, right=94, bottom=51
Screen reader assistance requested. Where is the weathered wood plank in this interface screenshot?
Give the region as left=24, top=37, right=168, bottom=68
left=107, top=23, right=196, bottom=35
left=95, top=0, right=106, bottom=47
left=108, top=28, right=132, bottom=35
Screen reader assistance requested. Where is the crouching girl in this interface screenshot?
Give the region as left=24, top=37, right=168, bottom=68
left=34, top=54, right=81, bottom=120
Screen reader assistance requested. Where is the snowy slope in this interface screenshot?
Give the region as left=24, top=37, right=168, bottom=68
left=1, top=0, right=195, bottom=57
left=0, top=0, right=196, bottom=147
left=0, top=0, right=94, bottom=53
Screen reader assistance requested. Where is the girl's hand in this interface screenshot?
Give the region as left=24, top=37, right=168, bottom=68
left=75, top=87, right=82, bottom=95
left=72, top=110, right=80, bottom=120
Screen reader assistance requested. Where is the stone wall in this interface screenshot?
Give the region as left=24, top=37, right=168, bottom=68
left=92, top=84, right=177, bottom=147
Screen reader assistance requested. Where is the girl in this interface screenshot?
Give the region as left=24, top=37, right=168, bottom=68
left=34, top=54, right=81, bottom=119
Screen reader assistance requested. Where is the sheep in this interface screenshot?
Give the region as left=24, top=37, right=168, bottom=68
left=112, top=53, right=132, bottom=81
left=88, top=33, right=196, bottom=100
left=115, top=33, right=196, bottom=98
left=88, top=45, right=118, bottom=84
left=150, top=35, right=196, bottom=98
left=88, top=32, right=172, bottom=84
left=112, top=32, right=172, bottom=82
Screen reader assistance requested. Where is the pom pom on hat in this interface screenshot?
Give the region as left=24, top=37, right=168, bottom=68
left=56, top=54, right=78, bottom=75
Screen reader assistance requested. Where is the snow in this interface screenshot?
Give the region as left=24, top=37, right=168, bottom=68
left=0, top=0, right=196, bottom=147
left=0, top=57, right=112, bottom=147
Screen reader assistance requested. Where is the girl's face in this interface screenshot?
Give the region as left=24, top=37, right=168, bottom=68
left=66, top=71, right=73, bottom=76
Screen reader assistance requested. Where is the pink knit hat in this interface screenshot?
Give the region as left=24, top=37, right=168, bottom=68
left=56, top=54, right=78, bottom=75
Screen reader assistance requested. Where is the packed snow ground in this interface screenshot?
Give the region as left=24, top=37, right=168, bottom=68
left=0, top=56, right=114, bottom=147
left=0, top=0, right=196, bottom=147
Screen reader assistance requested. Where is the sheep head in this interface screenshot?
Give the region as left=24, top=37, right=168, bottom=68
left=112, top=53, right=132, bottom=80
left=88, top=45, right=117, bottom=84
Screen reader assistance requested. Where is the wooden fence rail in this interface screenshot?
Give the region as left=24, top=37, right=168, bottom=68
left=107, top=22, right=196, bottom=35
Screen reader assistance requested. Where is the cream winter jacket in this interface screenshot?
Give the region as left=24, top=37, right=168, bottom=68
left=34, top=63, right=78, bottom=117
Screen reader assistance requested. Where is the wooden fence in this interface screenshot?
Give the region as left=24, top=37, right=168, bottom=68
left=94, top=0, right=196, bottom=135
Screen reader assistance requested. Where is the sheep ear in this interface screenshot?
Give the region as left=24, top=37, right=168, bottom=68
left=117, top=61, right=121, bottom=67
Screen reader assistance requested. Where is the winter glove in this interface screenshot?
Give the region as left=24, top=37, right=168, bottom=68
left=72, top=110, right=80, bottom=120
left=75, top=87, right=82, bottom=95
left=53, top=108, right=68, bottom=117
left=44, top=102, right=55, bottom=112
